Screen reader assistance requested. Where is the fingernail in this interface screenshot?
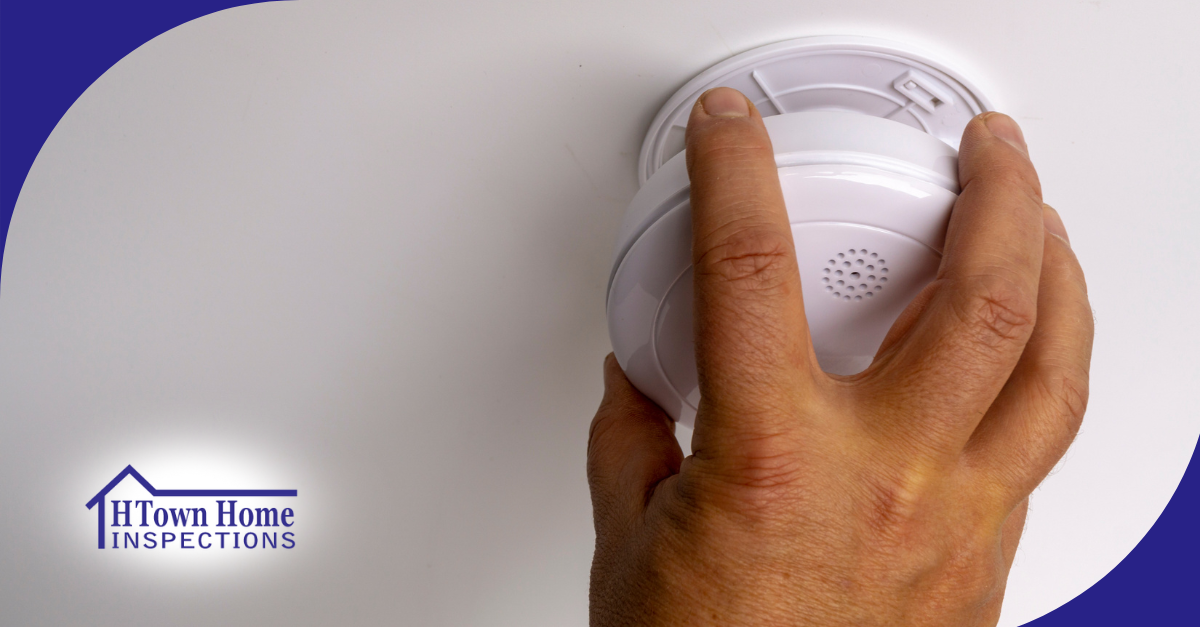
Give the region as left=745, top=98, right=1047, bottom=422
left=700, top=87, right=749, bottom=118
left=1042, top=204, right=1070, bottom=245
left=983, top=112, right=1028, bottom=155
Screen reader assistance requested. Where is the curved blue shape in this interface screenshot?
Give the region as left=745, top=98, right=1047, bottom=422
left=1024, top=439, right=1199, bottom=624
left=0, top=0, right=1195, bottom=622
left=0, top=0, right=286, bottom=289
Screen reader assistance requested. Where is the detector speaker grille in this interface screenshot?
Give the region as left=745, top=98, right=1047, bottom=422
left=794, top=225, right=940, bottom=377
left=822, top=248, right=891, bottom=301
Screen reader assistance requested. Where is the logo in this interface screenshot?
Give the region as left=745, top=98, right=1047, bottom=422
left=85, top=465, right=298, bottom=550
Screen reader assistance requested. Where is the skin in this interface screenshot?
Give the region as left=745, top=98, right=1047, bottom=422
left=586, top=87, right=1094, bottom=626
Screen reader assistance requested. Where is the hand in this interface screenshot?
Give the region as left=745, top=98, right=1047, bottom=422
left=586, top=87, right=1093, bottom=626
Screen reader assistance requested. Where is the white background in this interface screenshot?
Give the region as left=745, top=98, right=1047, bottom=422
left=2, top=1, right=1198, bottom=625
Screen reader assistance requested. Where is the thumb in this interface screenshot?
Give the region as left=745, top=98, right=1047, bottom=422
left=587, top=354, right=683, bottom=531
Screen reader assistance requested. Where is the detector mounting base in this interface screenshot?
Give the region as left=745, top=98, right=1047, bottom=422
left=638, top=35, right=994, bottom=186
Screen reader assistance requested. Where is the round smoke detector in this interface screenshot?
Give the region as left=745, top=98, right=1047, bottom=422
left=608, top=37, right=993, bottom=428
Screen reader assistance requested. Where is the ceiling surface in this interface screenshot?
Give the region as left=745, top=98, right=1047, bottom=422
left=2, top=1, right=1198, bottom=625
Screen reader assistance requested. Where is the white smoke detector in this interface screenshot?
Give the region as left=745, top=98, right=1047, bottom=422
left=607, top=36, right=994, bottom=427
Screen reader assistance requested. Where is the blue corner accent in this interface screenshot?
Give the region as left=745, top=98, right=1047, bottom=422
left=0, top=0, right=287, bottom=291
left=1022, top=438, right=1199, bottom=625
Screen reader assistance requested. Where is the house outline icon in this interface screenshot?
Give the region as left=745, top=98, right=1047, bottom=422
left=86, top=465, right=298, bottom=549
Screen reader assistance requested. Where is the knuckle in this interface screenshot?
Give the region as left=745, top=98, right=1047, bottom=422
left=857, top=479, right=1005, bottom=597
left=860, top=463, right=935, bottom=539
left=953, top=278, right=1038, bottom=351
left=586, top=410, right=637, bottom=532
left=985, top=368, right=1091, bottom=491
left=586, top=410, right=620, bottom=478
left=696, top=226, right=795, bottom=291
left=692, top=138, right=771, bottom=165
left=1044, top=235, right=1091, bottom=296
left=989, top=166, right=1043, bottom=202
left=1057, top=373, right=1090, bottom=433
left=966, top=152, right=1043, bottom=204
left=682, top=445, right=808, bottom=520
left=937, top=542, right=1005, bottom=599
left=688, top=122, right=772, bottom=158
left=686, top=134, right=773, bottom=181
left=721, top=449, right=807, bottom=492
left=863, top=481, right=921, bottom=537
left=1037, top=368, right=1091, bottom=441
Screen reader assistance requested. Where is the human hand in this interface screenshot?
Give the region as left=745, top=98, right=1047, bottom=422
left=587, top=87, right=1093, bottom=626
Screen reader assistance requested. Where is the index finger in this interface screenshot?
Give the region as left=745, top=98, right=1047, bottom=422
left=685, top=88, right=819, bottom=449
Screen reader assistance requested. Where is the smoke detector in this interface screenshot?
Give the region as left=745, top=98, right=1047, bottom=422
left=607, top=36, right=993, bottom=427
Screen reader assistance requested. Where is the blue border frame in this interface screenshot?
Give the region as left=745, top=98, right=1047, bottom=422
left=0, top=0, right=1195, bottom=622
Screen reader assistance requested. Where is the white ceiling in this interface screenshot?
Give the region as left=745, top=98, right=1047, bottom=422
left=2, top=1, right=1198, bottom=625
